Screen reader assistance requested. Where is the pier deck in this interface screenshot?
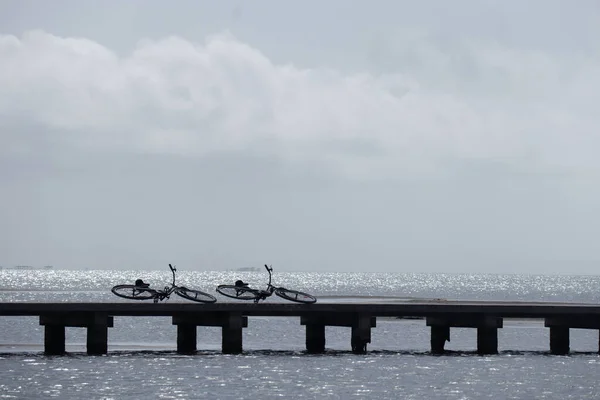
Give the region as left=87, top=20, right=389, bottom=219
left=1, top=300, right=599, bottom=355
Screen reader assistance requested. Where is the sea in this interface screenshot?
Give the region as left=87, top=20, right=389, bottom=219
left=1, top=269, right=600, bottom=399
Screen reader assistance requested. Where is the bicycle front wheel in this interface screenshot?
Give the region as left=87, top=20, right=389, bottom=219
left=175, top=287, right=217, bottom=303
left=111, top=284, right=157, bottom=301
left=216, top=285, right=259, bottom=301
left=275, top=287, right=317, bottom=304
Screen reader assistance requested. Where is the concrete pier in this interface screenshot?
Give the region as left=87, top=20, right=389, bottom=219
left=222, top=312, right=246, bottom=354
left=301, top=313, right=376, bottom=354
left=172, top=312, right=248, bottom=354
left=43, top=324, right=65, bottom=355
left=430, top=325, right=450, bottom=354
left=426, top=315, right=502, bottom=354
left=0, top=301, right=599, bottom=355
left=549, top=326, right=570, bottom=355
left=39, top=312, right=113, bottom=355
left=544, top=316, right=600, bottom=355
left=477, top=326, right=499, bottom=355
left=351, top=314, right=373, bottom=354
left=176, top=324, right=197, bottom=354
left=305, top=323, right=326, bottom=353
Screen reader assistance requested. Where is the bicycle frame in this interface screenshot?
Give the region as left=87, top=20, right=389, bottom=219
left=148, top=264, right=179, bottom=302
left=264, top=264, right=275, bottom=291
left=252, top=265, right=277, bottom=301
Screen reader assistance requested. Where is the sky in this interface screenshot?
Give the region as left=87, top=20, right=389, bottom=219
left=1, top=1, right=599, bottom=273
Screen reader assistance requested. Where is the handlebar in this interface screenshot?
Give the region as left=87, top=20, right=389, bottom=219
left=169, top=263, right=176, bottom=272
left=264, top=264, right=273, bottom=272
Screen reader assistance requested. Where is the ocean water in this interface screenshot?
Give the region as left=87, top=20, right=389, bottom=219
left=1, top=269, right=600, bottom=399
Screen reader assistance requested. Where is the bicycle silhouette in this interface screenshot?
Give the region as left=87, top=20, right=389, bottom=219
left=112, top=264, right=217, bottom=303
left=216, top=264, right=316, bottom=304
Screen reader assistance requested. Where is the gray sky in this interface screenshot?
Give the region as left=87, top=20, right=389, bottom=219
left=1, top=1, right=599, bottom=273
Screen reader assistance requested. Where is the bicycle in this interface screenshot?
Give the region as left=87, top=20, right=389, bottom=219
left=111, top=264, right=217, bottom=303
left=216, top=264, right=317, bottom=304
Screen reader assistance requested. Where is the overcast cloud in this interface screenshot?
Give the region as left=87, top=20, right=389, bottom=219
left=1, top=1, right=599, bottom=273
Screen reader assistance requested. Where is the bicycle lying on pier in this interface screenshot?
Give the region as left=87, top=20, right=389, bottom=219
left=216, top=264, right=317, bottom=304
left=111, top=264, right=217, bottom=303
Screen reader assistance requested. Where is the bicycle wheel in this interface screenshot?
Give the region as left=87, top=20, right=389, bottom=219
left=111, top=284, right=157, bottom=301
left=216, top=285, right=259, bottom=301
left=175, top=287, right=217, bottom=303
left=274, top=287, right=317, bottom=304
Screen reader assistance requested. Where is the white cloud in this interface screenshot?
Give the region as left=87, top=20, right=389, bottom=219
left=2, top=29, right=600, bottom=272
left=1, top=30, right=599, bottom=179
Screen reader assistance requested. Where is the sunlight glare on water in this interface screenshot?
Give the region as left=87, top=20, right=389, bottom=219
left=2, top=270, right=600, bottom=398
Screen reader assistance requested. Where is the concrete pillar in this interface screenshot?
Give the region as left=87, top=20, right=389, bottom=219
left=87, top=324, right=109, bottom=355
left=305, top=324, right=326, bottom=354
left=301, top=314, right=375, bottom=354
left=550, top=327, right=569, bottom=355
left=543, top=316, right=600, bottom=355
left=477, top=327, right=498, bottom=355
left=41, top=313, right=113, bottom=355
left=431, top=326, right=450, bottom=354
left=351, top=314, right=372, bottom=354
left=427, top=315, right=502, bottom=355
left=44, top=325, right=65, bottom=355
left=173, top=312, right=247, bottom=354
left=177, top=324, right=197, bottom=354
left=222, top=313, right=244, bottom=354
left=86, top=313, right=113, bottom=355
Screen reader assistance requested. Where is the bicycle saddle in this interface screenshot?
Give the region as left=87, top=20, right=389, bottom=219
left=135, top=279, right=150, bottom=288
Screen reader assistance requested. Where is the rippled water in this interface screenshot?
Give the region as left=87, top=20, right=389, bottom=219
left=1, top=270, right=600, bottom=399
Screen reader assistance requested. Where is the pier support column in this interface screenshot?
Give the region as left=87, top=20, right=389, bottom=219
left=549, top=327, right=570, bottom=355
left=222, top=313, right=245, bottom=354
left=86, top=312, right=112, bottom=355
left=543, top=316, right=600, bottom=355
left=172, top=312, right=248, bottom=355
left=301, top=315, right=328, bottom=354
left=44, top=325, right=65, bottom=355
left=301, top=314, right=376, bottom=354
left=351, top=314, right=372, bottom=354
left=426, top=315, right=502, bottom=355
left=305, top=324, right=326, bottom=354
left=40, top=312, right=113, bottom=355
left=87, top=324, right=109, bottom=355
left=477, top=327, right=498, bottom=355
left=177, top=324, right=197, bottom=354
left=430, top=326, right=450, bottom=354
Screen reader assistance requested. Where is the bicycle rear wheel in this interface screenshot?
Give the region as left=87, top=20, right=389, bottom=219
left=216, top=285, right=259, bottom=301
left=111, top=284, right=157, bottom=301
left=175, top=287, right=217, bottom=303
left=275, top=287, right=317, bottom=304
